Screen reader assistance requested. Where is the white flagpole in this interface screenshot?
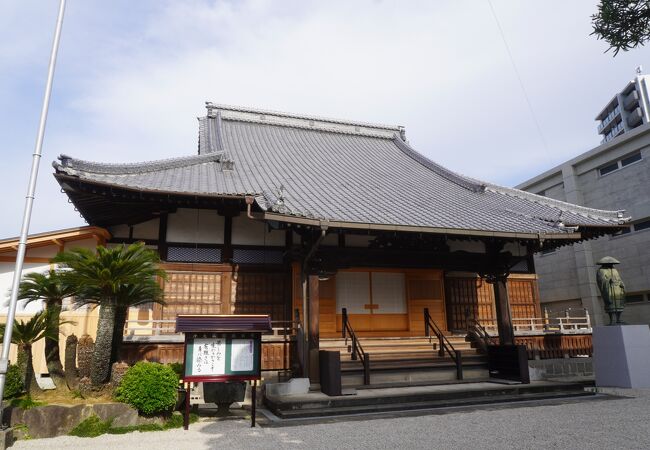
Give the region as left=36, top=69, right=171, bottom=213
left=0, top=0, right=66, bottom=414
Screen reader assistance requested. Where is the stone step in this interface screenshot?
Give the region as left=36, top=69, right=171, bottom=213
left=264, top=382, right=594, bottom=420
left=339, top=353, right=486, bottom=365
left=270, top=390, right=594, bottom=419
left=341, top=365, right=489, bottom=387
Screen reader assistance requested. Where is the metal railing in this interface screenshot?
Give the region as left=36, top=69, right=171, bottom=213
left=341, top=308, right=370, bottom=385
left=467, top=317, right=495, bottom=353
left=424, top=308, right=463, bottom=380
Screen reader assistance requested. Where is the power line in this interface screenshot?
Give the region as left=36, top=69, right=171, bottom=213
left=487, top=0, right=552, bottom=163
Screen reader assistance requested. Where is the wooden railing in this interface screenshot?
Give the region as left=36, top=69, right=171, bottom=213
left=123, top=317, right=300, bottom=373
left=515, top=334, right=593, bottom=359
left=123, top=318, right=298, bottom=339
left=475, top=309, right=592, bottom=336
left=341, top=308, right=370, bottom=385
left=424, top=308, right=463, bottom=380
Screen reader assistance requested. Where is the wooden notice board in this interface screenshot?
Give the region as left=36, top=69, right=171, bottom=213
left=175, top=314, right=272, bottom=428
left=183, top=333, right=262, bottom=382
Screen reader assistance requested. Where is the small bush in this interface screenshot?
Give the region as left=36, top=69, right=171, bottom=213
left=114, top=362, right=178, bottom=415
left=69, top=415, right=113, bottom=437
left=3, top=364, right=24, bottom=399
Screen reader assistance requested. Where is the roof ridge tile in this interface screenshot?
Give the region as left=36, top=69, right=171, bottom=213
left=53, top=152, right=223, bottom=175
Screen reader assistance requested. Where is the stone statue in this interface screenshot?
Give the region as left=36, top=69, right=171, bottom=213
left=596, top=256, right=626, bottom=325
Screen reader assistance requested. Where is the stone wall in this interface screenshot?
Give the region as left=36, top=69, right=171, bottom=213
left=3, top=403, right=138, bottom=439
left=528, top=357, right=593, bottom=381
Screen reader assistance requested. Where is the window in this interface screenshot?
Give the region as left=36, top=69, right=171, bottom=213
left=634, top=219, right=650, bottom=231
left=621, top=152, right=642, bottom=167
left=614, top=227, right=631, bottom=236
left=626, top=294, right=645, bottom=303
left=598, top=162, right=619, bottom=176
left=599, top=152, right=643, bottom=176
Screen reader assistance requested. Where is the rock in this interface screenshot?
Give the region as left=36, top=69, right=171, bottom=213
left=6, top=403, right=138, bottom=439
left=136, top=415, right=166, bottom=426
left=265, top=378, right=310, bottom=397
left=0, top=427, right=14, bottom=450
left=92, top=403, right=138, bottom=428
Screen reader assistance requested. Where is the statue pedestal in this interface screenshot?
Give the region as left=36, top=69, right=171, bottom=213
left=593, top=325, right=650, bottom=388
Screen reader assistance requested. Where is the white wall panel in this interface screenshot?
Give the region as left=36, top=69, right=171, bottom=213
left=167, top=208, right=224, bottom=244
left=231, top=216, right=285, bottom=246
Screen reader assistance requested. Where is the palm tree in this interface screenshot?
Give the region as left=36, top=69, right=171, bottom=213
left=0, top=310, right=71, bottom=395
left=111, top=282, right=165, bottom=365
left=54, top=243, right=166, bottom=386
left=17, top=269, right=76, bottom=389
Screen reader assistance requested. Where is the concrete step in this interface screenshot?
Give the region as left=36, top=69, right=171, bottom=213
left=264, top=382, right=594, bottom=419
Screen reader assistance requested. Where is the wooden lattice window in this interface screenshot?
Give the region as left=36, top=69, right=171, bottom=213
left=158, top=271, right=223, bottom=321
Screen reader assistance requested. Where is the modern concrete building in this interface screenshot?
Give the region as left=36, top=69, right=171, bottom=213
left=517, top=123, right=650, bottom=326
left=596, top=69, right=650, bottom=144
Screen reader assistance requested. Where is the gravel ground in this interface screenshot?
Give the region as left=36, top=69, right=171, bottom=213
left=13, top=391, right=650, bottom=450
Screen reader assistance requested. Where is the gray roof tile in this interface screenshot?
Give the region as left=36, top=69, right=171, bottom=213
left=53, top=104, right=629, bottom=236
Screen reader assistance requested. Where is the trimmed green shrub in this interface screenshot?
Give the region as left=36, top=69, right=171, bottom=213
left=69, top=415, right=113, bottom=437
left=167, top=362, right=183, bottom=379
left=3, top=364, right=24, bottom=399
left=115, top=362, right=178, bottom=415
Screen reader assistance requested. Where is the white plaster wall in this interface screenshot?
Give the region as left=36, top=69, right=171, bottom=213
left=0, top=263, right=50, bottom=314
left=108, top=224, right=130, bottom=239
left=132, top=218, right=160, bottom=240
left=62, top=238, right=98, bottom=252
left=231, top=216, right=285, bottom=246
left=167, top=208, right=224, bottom=244
left=320, top=233, right=339, bottom=247
left=448, top=239, right=485, bottom=253
left=345, top=235, right=373, bottom=248
left=503, top=242, right=528, bottom=257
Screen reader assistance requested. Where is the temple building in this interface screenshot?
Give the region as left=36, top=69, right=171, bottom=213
left=50, top=103, right=627, bottom=383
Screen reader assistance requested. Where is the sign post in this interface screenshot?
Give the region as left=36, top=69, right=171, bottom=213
left=175, top=315, right=272, bottom=429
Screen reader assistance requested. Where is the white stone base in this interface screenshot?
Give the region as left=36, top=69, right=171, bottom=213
left=265, top=378, right=310, bottom=397
left=593, top=325, right=650, bottom=388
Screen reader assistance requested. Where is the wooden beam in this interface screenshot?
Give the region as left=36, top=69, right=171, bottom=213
left=307, top=274, right=320, bottom=383
left=0, top=226, right=111, bottom=253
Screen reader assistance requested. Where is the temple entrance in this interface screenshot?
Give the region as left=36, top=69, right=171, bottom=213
left=314, top=268, right=447, bottom=337
left=334, top=270, right=409, bottom=333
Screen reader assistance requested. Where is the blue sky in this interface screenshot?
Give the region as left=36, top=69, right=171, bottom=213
left=1, top=0, right=649, bottom=237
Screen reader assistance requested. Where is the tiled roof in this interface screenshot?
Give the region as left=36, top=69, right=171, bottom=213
left=53, top=104, right=628, bottom=237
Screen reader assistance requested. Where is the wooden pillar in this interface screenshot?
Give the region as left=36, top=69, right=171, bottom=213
left=221, top=271, right=232, bottom=315
left=492, top=276, right=515, bottom=346
left=158, top=213, right=168, bottom=261
left=307, top=274, right=320, bottom=383
left=222, top=215, right=233, bottom=262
